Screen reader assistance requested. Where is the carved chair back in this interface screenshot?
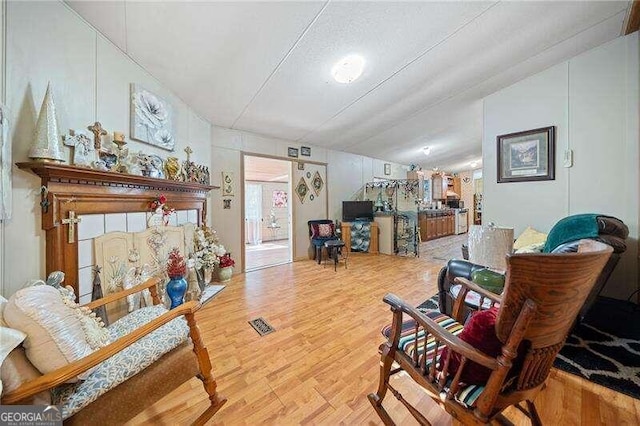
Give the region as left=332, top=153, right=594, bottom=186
left=496, top=239, right=612, bottom=391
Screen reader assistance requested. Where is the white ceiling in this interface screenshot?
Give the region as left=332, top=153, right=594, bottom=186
left=67, top=1, right=631, bottom=172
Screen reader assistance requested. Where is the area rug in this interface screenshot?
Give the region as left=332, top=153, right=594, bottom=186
left=416, top=295, right=640, bottom=400
left=199, top=284, right=225, bottom=306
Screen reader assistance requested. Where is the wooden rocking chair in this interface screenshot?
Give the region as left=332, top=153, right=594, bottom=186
left=368, top=239, right=612, bottom=425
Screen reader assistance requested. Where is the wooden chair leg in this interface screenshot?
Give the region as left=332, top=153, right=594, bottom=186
left=367, top=345, right=396, bottom=425
left=186, top=312, right=227, bottom=423
left=526, top=400, right=543, bottom=426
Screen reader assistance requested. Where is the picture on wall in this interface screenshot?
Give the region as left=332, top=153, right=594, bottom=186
left=273, top=190, right=288, bottom=208
left=497, top=126, right=555, bottom=183
left=295, top=177, right=309, bottom=204
left=222, top=171, right=234, bottom=196
left=312, top=171, right=324, bottom=196
left=130, top=84, right=176, bottom=151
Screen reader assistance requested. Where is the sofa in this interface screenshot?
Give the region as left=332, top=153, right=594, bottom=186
left=437, top=214, right=628, bottom=322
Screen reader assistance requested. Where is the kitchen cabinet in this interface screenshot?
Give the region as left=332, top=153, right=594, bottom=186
left=418, top=211, right=456, bottom=241
left=433, top=174, right=461, bottom=199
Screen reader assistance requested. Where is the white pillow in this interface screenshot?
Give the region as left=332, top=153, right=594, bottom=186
left=0, top=325, right=27, bottom=396
left=3, top=286, right=96, bottom=381
left=0, top=295, right=8, bottom=326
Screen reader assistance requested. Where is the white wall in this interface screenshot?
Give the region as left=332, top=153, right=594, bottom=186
left=2, top=1, right=212, bottom=297
left=483, top=34, right=639, bottom=301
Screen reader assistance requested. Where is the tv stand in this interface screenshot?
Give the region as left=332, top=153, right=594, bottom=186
left=340, top=222, right=379, bottom=254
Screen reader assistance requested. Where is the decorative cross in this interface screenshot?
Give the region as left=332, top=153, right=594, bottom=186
left=184, top=146, right=193, bottom=163
left=87, top=122, right=108, bottom=151
left=61, top=211, right=82, bottom=243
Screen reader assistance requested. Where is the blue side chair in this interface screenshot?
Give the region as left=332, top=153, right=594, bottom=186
left=308, top=220, right=339, bottom=264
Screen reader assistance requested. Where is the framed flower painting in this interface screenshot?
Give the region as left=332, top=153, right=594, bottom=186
left=130, top=83, right=176, bottom=151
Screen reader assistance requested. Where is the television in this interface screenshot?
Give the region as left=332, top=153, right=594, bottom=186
left=342, top=201, right=374, bottom=222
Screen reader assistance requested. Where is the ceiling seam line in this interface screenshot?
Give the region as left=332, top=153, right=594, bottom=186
left=230, top=0, right=332, bottom=129
left=341, top=7, right=628, bottom=152
left=294, top=1, right=502, bottom=143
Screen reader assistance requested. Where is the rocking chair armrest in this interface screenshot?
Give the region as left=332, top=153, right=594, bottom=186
left=82, top=277, right=162, bottom=310
left=1, top=301, right=201, bottom=405
left=382, top=294, right=499, bottom=370
left=453, top=277, right=503, bottom=304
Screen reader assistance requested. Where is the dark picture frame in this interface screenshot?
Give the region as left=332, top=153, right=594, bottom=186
left=287, top=147, right=299, bottom=158
left=297, top=162, right=305, bottom=170
left=300, top=146, right=311, bottom=156
left=497, top=126, right=555, bottom=183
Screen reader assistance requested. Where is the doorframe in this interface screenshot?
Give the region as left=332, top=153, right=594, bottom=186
left=240, top=152, right=328, bottom=272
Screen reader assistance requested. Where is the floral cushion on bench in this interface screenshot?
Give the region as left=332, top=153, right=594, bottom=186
left=52, top=305, right=189, bottom=419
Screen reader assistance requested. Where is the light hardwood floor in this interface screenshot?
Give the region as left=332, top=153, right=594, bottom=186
left=130, top=236, right=640, bottom=425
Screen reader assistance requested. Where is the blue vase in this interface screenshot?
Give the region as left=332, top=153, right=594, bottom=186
left=166, top=276, right=187, bottom=309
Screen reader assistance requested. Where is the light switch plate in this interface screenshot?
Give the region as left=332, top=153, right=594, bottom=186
left=563, top=149, right=573, bottom=167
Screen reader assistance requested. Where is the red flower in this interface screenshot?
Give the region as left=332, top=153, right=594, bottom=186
left=219, top=253, right=235, bottom=268
left=158, top=194, right=167, bottom=205
left=166, top=247, right=187, bottom=278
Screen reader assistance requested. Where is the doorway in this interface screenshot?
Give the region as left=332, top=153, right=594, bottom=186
left=244, top=155, right=293, bottom=271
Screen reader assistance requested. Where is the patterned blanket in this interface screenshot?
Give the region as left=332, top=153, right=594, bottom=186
left=350, top=221, right=371, bottom=252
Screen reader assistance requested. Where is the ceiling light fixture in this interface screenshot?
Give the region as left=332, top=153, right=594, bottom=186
left=422, top=146, right=431, bottom=156
left=332, top=55, right=365, bottom=84
left=470, top=161, right=478, bottom=168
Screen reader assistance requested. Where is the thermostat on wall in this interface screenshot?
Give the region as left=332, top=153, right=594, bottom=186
left=563, top=149, right=573, bottom=168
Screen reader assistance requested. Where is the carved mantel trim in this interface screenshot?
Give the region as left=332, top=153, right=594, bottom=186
left=16, top=162, right=219, bottom=298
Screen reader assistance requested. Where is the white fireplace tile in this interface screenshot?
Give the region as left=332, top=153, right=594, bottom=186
left=167, top=213, right=178, bottom=226
left=176, top=210, right=188, bottom=225
left=78, top=266, right=94, bottom=297
left=127, top=212, right=147, bottom=232
left=78, top=239, right=94, bottom=268
left=187, top=210, right=198, bottom=224
left=79, top=294, right=92, bottom=305
left=105, top=213, right=127, bottom=233
left=78, top=214, right=105, bottom=241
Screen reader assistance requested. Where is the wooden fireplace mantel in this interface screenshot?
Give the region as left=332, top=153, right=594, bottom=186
left=17, top=161, right=219, bottom=297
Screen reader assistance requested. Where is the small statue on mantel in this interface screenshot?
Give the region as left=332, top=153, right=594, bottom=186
left=63, top=130, right=93, bottom=168
left=164, top=156, right=183, bottom=181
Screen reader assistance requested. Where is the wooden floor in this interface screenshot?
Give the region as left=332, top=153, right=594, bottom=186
left=130, top=235, right=640, bottom=425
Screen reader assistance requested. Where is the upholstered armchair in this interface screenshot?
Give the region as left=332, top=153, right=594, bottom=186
left=438, top=214, right=628, bottom=322
left=1, top=277, right=226, bottom=424
left=308, top=219, right=339, bottom=264
left=369, top=240, right=612, bottom=425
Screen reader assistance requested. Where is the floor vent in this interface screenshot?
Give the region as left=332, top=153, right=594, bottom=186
left=248, top=317, right=275, bottom=336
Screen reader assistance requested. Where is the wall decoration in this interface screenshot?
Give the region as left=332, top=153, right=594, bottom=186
left=222, top=171, right=234, bottom=196
left=29, top=82, right=65, bottom=163
left=300, top=146, right=311, bottom=156
left=287, top=147, right=298, bottom=158
left=295, top=177, right=309, bottom=204
left=297, top=162, right=305, bottom=171
left=384, top=163, right=391, bottom=175
left=273, top=190, right=288, bottom=208
left=130, top=83, right=175, bottom=151
left=63, top=130, right=93, bottom=168
left=136, top=153, right=164, bottom=178
left=310, top=194, right=315, bottom=201
left=312, top=171, right=324, bottom=195
left=497, top=126, right=555, bottom=183
left=223, top=199, right=231, bottom=209
left=0, top=102, right=11, bottom=220
left=164, top=157, right=183, bottom=181
left=306, top=172, right=311, bottom=179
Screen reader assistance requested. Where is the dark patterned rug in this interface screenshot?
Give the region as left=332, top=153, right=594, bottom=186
left=417, top=295, right=640, bottom=400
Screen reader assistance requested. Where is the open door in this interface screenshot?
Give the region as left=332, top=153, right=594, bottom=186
left=243, top=155, right=293, bottom=271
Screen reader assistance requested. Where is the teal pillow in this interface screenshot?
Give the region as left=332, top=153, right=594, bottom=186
left=471, top=269, right=505, bottom=294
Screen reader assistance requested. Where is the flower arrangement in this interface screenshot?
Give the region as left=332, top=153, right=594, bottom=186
left=218, top=253, right=235, bottom=269
left=193, top=225, right=227, bottom=270
left=149, top=194, right=175, bottom=224
left=166, top=247, right=187, bottom=279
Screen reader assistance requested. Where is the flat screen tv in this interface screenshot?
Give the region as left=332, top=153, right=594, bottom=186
left=342, top=201, right=374, bottom=222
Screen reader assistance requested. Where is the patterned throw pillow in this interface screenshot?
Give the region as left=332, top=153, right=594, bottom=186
left=318, top=223, right=334, bottom=238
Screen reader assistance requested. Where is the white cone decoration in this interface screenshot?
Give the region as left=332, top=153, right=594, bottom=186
left=28, top=82, right=65, bottom=162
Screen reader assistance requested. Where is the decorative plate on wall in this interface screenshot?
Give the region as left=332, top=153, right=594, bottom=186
left=312, top=171, right=324, bottom=196
left=296, top=177, right=309, bottom=204
left=222, top=171, right=234, bottom=197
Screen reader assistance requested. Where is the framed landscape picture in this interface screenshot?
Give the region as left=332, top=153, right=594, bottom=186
left=497, top=126, right=555, bottom=183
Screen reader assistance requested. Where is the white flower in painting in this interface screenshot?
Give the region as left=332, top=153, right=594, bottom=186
left=133, top=90, right=168, bottom=129
left=154, top=129, right=174, bottom=148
